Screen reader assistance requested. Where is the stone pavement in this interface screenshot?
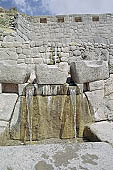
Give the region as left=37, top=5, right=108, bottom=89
left=0, top=142, right=113, bottom=170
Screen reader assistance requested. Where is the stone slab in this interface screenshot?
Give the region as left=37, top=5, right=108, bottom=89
left=0, top=94, right=18, bottom=121
left=11, top=95, right=75, bottom=140
left=104, top=74, right=113, bottom=96
left=70, top=60, right=109, bottom=84
left=88, top=80, right=104, bottom=91
left=85, top=90, right=107, bottom=121
left=0, top=63, right=28, bottom=84
left=104, top=75, right=113, bottom=120
left=0, top=142, right=112, bottom=170
left=0, top=121, right=9, bottom=133
left=84, top=121, right=113, bottom=146
left=36, top=64, right=68, bottom=85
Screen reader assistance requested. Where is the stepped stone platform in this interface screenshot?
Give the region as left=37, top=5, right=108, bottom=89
left=0, top=142, right=113, bottom=170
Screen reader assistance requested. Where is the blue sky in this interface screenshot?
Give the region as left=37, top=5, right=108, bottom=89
left=0, top=0, right=113, bottom=16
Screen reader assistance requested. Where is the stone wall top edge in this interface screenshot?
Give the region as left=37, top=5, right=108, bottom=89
left=18, top=13, right=113, bottom=18
left=17, top=12, right=113, bottom=22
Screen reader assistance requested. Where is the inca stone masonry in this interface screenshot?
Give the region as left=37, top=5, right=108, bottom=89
left=1, top=9, right=113, bottom=169
left=0, top=11, right=113, bottom=142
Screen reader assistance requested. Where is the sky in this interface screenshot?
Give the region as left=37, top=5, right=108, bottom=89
left=0, top=0, right=113, bottom=16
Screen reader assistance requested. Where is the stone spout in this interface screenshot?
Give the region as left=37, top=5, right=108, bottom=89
left=27, top=70, right=36, bottom=84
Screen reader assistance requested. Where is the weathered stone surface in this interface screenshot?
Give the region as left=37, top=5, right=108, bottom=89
left=100, top=49, right=109, bottom=61
left=58, top=62, right=69, bottom=73
left=85, top=90, right=107, bottom=121
left=0, top=143, right=113, bottom=170
left=68, top=56, right=83, bottom=64
left=76, top=93, right=93, bottom=138
left=11, top=95, right=75, bottom=141
left=104, top=94, right=113, bottom=121
left=104, top=74, right=113, bottom=96
left=0, top=83, right=2, bottom=94
left=35, top=84, right=70, bottom=96
left=0, top=121, right=10, bottom=146
left=104, top=75, right=113, bottom=120
left=10, top=97, right=21, bottom=140
left=0, top=94, right=18, bottom=121
left=109, top=59, right=113, bottom=74
left=84, top=121, right=113, bottom=146
left=17, top=59, right=25, bottom=64
left=70, top=60, right=109, bottom=84
left=36, top=65, right=68, bottom=84
left=0, top=121, right=9, bottom=133
left=0, top=63, right=28, bottom=84
left=88, top=80, right=104, bottom=91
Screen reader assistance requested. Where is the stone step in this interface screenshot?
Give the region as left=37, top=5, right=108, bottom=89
left=0, top=142, right=113, bottom=170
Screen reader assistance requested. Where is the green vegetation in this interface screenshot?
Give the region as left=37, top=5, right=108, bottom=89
left=0, top=7, right=18, bottom=30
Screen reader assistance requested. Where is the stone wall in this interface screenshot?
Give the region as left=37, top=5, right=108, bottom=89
left=0, top=41, right=112, bottom=66
left=1, top=12, right=113, bottom=145
left=3, top=13, right=113, bottom=44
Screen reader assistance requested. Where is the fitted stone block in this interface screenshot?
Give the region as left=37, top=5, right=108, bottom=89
left=11, top=95, right=75, bottom=140
left=89, top=80, right=104, bottom=91
left=85, top=90, right=107, bottom=121
left=104, top=75, right=113, bottom=120
left=0, top=63, right=28, bottom=84
left=70, top=60, right=109, bottom=84
left=0, top=94, right=18, bottom=121
left=36, top=64, right=68, bottom=84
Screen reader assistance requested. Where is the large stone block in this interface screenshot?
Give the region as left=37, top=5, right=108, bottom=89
left=70, top=60, right=109, bottom=84
left=84, top=121, right=113, bottom=146
left=0, top=143, right=112, bottom=170
left=85, top=90, right=107, bottom=121
left=10, top=97, right=21, bottom=140
left=88, top=80, right=104, bottom=91
left=104, top=75, right=113, bottom=120
left=0, top=94, right=18, bottom=121
left=36, top=65, right=68, bottom=85
left=76, top=93, right=94, bottom=138
left=0, top=121, right=9, bottom=134
left=10, top=95, right=75, bottom=141
left=0, top=63, right=28, bottom=84
left=104, top=74, right=113, bottom=96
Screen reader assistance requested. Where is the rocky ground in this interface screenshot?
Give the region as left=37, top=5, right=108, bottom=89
left=0, top=142, right=113, bottom=170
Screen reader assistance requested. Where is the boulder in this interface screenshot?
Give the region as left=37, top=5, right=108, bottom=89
left=84, top=121, right=113, bottom=146
left=70, top=60, right=109, bottom=84
left=36, top=64, right=68, bottom=84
